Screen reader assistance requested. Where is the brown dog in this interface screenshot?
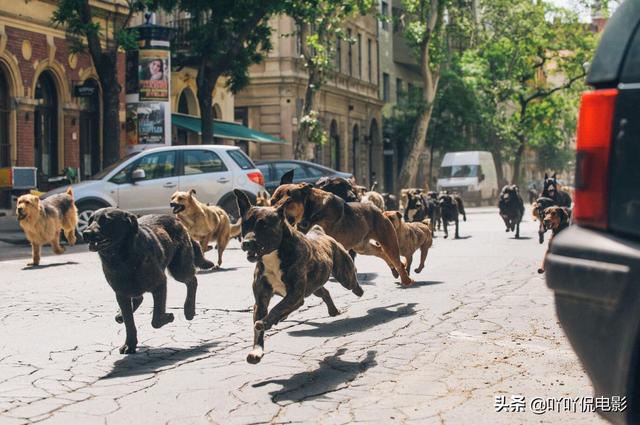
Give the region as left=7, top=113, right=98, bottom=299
left=537, top=206, right=571, bottom=274
left=271, top=182, right=415, bottom=286
left=255, top=191, right=271, bottom=207
left=16, top=187, right=77, bottom=266
left=170, top=189, right=241, bottom=268
left=362, top=191, right=385, bottom=211
left=384, top=211, right=433, bottom=276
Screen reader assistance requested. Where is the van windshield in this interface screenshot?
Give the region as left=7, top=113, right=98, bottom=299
left=440, top=165, right=479, bottom=178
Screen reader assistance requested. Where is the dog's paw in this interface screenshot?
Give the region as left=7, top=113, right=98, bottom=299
left=537, top=268, right=545, bottom=274
left=414, top=267, right=424, bottom=274
left=328, top=308, right=341, bottom=317
left=115, top=312, right=124, bottom=324
left=391, top=268, right=399, bottom=278
left=247, top=348, right=264, bottom=364
left=352, top=285, right=364, bottom=297
left=184, top=306, right=196, bottom=321
left=119, top=342, right=137, bottom=354
left=254, top=320, right=267, bottom=332
left=152, top=313, right=174, bottom=329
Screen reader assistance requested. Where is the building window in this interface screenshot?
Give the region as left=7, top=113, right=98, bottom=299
left=0, top=67, right=10, bottom=169
left=368, top=38, right=372, bottom=82
left=336, top=37, right=342, bottom=73
left=396, top=78, right=403, bottom=104
left=381, top=1, right=389, bottom=31
left=357, top=34, right=362, bottom=79
left=383, top=73, right=390, bottom=102
left=348, top=29, right=353, bottom=77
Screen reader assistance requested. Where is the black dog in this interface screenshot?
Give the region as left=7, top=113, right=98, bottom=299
left=403, top=191, right=428, bottom=222
left=82, top=208, right=214, bottom=354
left=381, top=193, right=399, bottom=211
left=426, top=191, right=442, bottom=230
left=542, top=173, right=572, bottom=208
left=533, top=196, right=556, bottom=244
left=438, top=193, right=462, bottom=239
left=234, top=190, right=363, bottom=364
left=498, top=185, right=525, bottom=238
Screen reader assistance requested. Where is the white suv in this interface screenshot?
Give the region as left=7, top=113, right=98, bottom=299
left=44, top=145, right=264, bottom=233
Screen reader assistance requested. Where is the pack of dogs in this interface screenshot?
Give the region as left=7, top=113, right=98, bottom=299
left=14, top=169, right=572, bottom=362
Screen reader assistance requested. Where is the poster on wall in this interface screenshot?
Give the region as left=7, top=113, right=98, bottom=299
left=138, top=49, right=169, bottom=100
left=126, top=103, right=166, bottom=145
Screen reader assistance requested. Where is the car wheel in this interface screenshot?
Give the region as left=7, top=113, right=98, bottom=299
left=76, top=202, right=106, bottom=237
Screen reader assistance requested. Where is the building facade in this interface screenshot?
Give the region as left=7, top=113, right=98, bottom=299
left=0, top=0, right=130, bottom=210
left=235, top=14, right=384, bottom=189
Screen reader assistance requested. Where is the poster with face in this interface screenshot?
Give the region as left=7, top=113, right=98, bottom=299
left=138, top=49, right=169, bottom=101
left=126, top=103, right=165, bottom=145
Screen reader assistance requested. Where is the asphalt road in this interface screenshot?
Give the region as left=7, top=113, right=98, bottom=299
left=0, top=207, right=607, bottom=424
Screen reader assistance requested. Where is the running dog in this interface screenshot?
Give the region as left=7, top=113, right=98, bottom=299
left=498, top=185, right=525, bottom=238
left=542, top=173, right=572, bottom=208
left=314, top=174, right=361, bottom=202
left=170, top=189, right=241, bottom=268
left=537, top=206, right=571, bottom=274
left=438, top=193, right=463, bottom=239
left=384, top=211, right=433, bottom=276
left=82, top=208, right=215, bottom=354
left=16, top=187, right=77, bottom=266
left=532, top=196, right=556, bottom=244
left=234, top=190, right=363, bottom=364
left=271, top=181, right=415, bottom=286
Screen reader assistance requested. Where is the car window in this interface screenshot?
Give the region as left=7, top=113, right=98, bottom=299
left=135, top=151, right=177, bottom=181
left=110, top=162, right=136, bottom=184
left=305, top=165, right=325, bottom=178
left=257, top=164, right=271, bottom=181
left=183, top=150, right=227, bottom=175
left=274, top=162, right=307, bottom=180
left=227, top=149, right=255, bottom=170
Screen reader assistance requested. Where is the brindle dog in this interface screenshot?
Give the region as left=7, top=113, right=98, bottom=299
left=234, top=190, right=363, bottom=364
left=532, top=196, right=556, bottom=244
left=270, top=180, right=415, bottom=286
left=537, top=206, right=571, bottom=274
left=314, top=175, right=361, bottom=202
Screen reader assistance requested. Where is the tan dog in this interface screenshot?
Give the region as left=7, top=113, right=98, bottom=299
left=170, top=189, right=241, bottom=268
left=362, top=191, right=385, bottom=211
left=16, top=187, right=77, bottom=266
left=384, top=211, right=433, bottom=275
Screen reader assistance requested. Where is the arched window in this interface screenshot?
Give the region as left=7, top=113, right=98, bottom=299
left=176, top=88, right=196, bottom=145
left=34, top=71, right=59, bottom=179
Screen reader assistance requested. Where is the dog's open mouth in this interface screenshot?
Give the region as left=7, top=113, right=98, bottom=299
left=170, top=203, right=185, bottom=214
left=88, top=237, right=112, bottom=252
left=16, top=211, right=26, bottom=221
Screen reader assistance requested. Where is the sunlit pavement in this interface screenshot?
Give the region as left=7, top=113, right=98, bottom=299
left=0, top=207, right=606, bottom=424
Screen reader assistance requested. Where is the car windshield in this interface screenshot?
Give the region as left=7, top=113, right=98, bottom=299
left=440, top=165, right=479, bottom=178
left=91, top=153, right=137, bottom=180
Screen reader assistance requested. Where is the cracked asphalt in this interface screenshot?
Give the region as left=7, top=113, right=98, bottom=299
left=0, top=207, right=607, bottom=424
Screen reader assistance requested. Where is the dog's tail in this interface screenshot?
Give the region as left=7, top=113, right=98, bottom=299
left=229, top=218, right=242, bottom=238
left=191, top=238, right=215, bottom=269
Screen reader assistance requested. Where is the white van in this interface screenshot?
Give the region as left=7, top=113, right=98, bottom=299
left=436, top=151, right=498, bottom=205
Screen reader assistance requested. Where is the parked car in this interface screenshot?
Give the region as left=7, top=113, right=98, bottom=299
left=436, top=151, right=499, bottom=205
left=255, top=159, right=353, bottom=194
left=545, top=1, right=640, bottom=423
left=43, top=145, right=264, bottom=233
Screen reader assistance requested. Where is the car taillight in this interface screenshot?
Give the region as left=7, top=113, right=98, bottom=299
left=574, top=88, right=617, bottom=229
left=247, top=171, right=264, bottom=187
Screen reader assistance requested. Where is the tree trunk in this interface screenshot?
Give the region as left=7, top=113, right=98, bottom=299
left=428, top=143, right=435, bottom=189
left=101, top=81, right=121, bottom=167
left=492, top=149, right=505, bottom=188
left=294, top=68, right=318, bottom=160
left=512, top=137, right=525, bottom=186
left=197, top=66, right=220, bottom=144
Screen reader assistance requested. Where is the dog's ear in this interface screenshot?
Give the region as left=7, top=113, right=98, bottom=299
left=127, top=213, right=139, bottom=233
left=66, top=186, right=74, bottom=197
left=544, top=173, right=548, bottom=180
left=234, top=189, right=252, bottom=218
left=395, top=211, right=402, bottom=220
left=299, top=182, right=313, bottom=197
left=189, top=189, right=196, bottom=197
left=280, top=169, right=294, bottom=185
left=558, top=207, right=570, bottom=224
left=552, top=173, right=557, bottom=180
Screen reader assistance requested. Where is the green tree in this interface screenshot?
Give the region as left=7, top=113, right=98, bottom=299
left=52, top=0, right=150, bottom=167
left=462, top=0, right=595, bottom=184
left=395, top=0, right=474, bottom=191
left=156, top=0, right=282, bottom=144
left=286, top=0, right=373, bottom=160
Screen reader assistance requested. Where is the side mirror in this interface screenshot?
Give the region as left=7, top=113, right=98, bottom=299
left=479, top=173, right=485, bottom=183
left=131, top=168, right=146, bottom=182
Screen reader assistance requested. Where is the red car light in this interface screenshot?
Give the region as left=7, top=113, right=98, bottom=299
left=247, top=171, right=264, bottom=187
left=574, top=88, right=617, bottom=229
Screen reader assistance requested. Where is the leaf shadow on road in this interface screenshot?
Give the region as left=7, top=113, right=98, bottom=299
left=101, top=341, right=220, bottom=379
left=287, top=303, right=418, bottom=338
left=22, top=261, right=79, bottom=270
left=252, top=348, right=377, bottom=403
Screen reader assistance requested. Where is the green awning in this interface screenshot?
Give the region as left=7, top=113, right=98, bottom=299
left=172, top=113, right=286, bottom=144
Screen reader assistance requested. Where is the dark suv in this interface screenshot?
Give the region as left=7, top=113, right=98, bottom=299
left=545, top=1, right=640, bottom=423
